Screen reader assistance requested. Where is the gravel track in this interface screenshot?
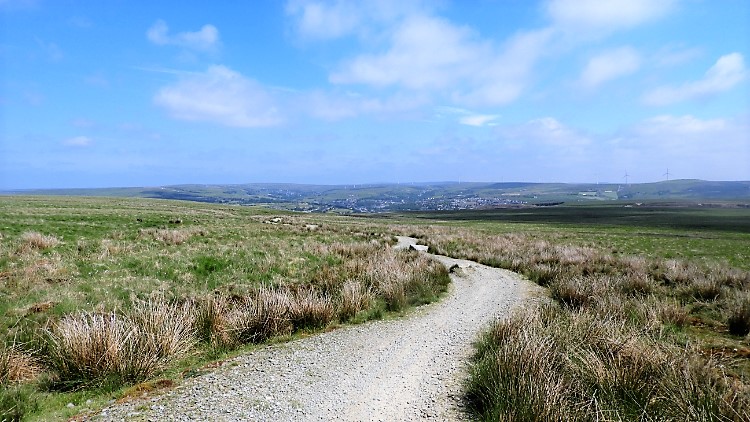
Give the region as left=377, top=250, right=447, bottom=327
left=94, top=237, right=541, bottom=421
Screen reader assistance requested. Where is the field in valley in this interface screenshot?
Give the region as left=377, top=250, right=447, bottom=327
left=1, top=196, right=749, bottom=420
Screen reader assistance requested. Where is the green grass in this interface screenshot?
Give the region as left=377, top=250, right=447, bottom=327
left=0, top=196, right=449, bottom=420
left=403, top=204, right=750, bottom=270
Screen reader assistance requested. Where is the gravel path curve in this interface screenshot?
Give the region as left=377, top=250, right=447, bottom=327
left=94, top=237, right=541, bottom=421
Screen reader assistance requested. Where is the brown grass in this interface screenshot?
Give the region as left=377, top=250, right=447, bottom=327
left=0, top=348, right=40, bottom=384
left=138, top=228, right=193, bottom=245
left=339, top=281, right=372, bottom=321
left=19, top=231, right=60, bottom=250
left=657, top=300, right=691, bottom=327
left=467, top=304, right=750, bottom=420
left=290, top=288, right=335, bottom=330
left=223, top=288, right=294, bottom=345
left=726, top=291, right=750, bottom=336
left=46, top=300, right=195, bottom=386
left=393, top=225, right=750, bottom=419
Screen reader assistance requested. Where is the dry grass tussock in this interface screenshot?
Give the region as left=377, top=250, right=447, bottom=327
left=138, top=228, right=198, bottom=245
left=396, top=226, right=750, bottom=419
left=45, top=300, right=195, bottom=387
left=467, top=304, right=750, bottom=421
left=312, top=241, right=450, bottom=311
left=186, top=242, right=448, bottom=349
left=726, top=290, right=750, bottom=336
left=339, top=280, right=372, bottom=321
left=0, top=347, right=40, bottom=384
left=19, top=231, right=60, bottom=251
left=98, top=239, right=130, bottom=259
left=5, top=251, right=73, bottom=288
left=222, top=288, right=295, bottom=345
left=290, top=288, right=335, bottom=330
left=193, top=287, right=336, bottom=349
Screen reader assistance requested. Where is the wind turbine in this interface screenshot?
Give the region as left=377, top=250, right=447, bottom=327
left=623, top=170, right=630, bottom=185
left=663, top=168, right=671, bottom=181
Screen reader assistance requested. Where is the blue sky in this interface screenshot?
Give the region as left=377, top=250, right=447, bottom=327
left=1, top=0, right=748, bottom=189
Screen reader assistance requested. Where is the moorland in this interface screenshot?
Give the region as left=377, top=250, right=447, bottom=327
left=1, top=194, right=749, bottom=420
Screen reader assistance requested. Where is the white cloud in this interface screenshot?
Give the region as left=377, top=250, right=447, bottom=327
left=653, top=45, right=703, bottom=68
left=484, top=114, right=749, bottom=182
left=434, top=106, right=500, bottom=127
left=154, top=65, right=282, bottom=127
left=546, top=0, right=677, bottom=30
left=579, top=46, right=641, bottom=88
left=146, top=20, right=220, bottom=52
left=285, top=0, right=361, bottom=40
left=643, top=53, right=747, bottom=105
left=285, top=0, right=434, bottom=40
left=459, top=114, right=500, bottom=127
left=453, top=28, right=553, bottom=106
left=63, top=136, right=93, bottom=147
left=330, top=15, right=483, bottom=90
left=330, top=13, right=552, bottom=106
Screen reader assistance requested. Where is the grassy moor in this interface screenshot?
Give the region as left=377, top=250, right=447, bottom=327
left=396, top=206, right=750, bottom=420
left=1, top=195, right=749, bottom=420
left=0, top=196, right=448, bottom=420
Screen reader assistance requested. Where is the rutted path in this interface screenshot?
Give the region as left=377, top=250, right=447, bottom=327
left=95, top=237, right=542, bottom=421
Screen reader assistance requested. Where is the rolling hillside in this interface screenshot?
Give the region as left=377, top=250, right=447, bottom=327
left=4, top=179, right=749, bottom=212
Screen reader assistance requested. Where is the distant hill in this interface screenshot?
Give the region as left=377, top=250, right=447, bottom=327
left=4, top=180, right=749, bottom=213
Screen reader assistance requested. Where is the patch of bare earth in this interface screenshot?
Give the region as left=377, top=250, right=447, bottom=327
left=94, top=237, right=541, bottom=421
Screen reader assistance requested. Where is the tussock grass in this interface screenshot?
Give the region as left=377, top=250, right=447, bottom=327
left=19, top=231, right=60, bottom=251
left=138, top=227, right=197, bottom=245
left=192, top=295, right=232, bottom=348
left=290, top=288, right=335, bottom=330
left=0, top=347, right=40, bottom=384
left=338, top=281, right=372, bottom=321
left=726, top=291, right=750, bottom=336
left=467, top=304, right=750, bottom=421
left=657, top=299, right=691, bottom=328
left=220, top=288, right=294, bottom=346
left=45, top=300, right=195, bottom=388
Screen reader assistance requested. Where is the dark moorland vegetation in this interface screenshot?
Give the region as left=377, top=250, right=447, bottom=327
left=396, top=205, right=750, bottom=420
left=0, top=197, right=448, bottom=420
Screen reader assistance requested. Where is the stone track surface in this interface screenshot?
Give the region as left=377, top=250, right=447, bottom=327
left=95, top=237, right=541, bottom=421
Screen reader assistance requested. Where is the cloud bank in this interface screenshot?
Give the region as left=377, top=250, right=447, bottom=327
left=643, top=53, right=747, bottom=105
left=154, top=65, right=282, bottom=127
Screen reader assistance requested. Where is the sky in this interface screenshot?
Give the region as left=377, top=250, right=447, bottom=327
left=1, top=0, right=749, bottom=189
